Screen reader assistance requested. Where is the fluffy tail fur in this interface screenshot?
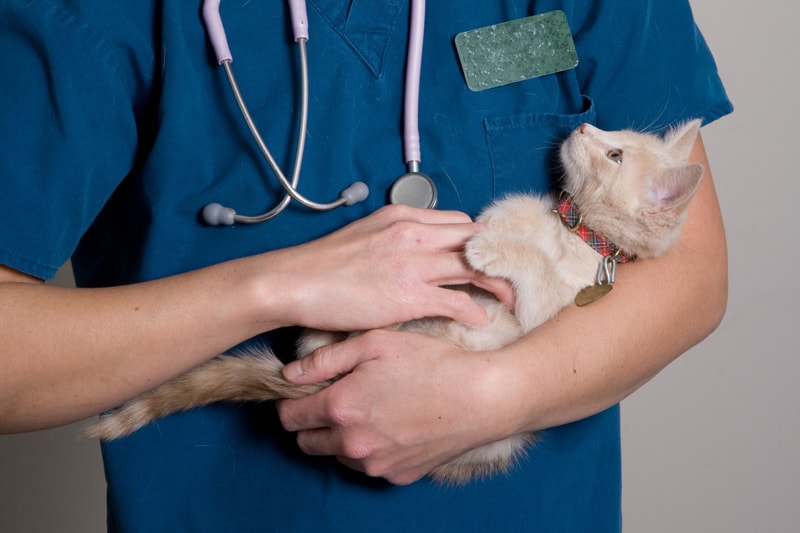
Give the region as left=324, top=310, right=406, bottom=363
left=86, top=348, right=327, bottom=440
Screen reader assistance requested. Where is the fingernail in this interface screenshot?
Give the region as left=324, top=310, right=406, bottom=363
left=283, top=360, right=305, bottom=380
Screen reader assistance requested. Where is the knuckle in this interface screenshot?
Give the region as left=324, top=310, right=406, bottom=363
left=370, top=204, right=414, bottom=230
left=298, top=342, right=343, bottom=380
left=384, top=219, right=422, bottom=245
left=448, top=288, right=475, bottom=312
left=380, top=203, right=415, bottom=219
left=306, top=343, right=335, bottom=370
left=357, top=329, right=393, bottom=352
left=361, top=460, right=385, bottom=479
left=327, top=395, right=357, bottom=427
left=340, top=438, right=371, bottom=461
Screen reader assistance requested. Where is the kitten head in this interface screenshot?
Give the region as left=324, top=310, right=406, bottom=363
left=558, top=120, right=704, bottom=258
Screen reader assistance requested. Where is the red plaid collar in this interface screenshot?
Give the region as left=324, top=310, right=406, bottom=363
left=555, top=193, right=634, bottom=263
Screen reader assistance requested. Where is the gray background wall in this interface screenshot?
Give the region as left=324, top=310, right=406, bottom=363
left=1, top=1, right=798, bottom=531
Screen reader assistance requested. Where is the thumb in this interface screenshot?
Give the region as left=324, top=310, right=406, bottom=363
left=282, top=334, right=374, bottom=385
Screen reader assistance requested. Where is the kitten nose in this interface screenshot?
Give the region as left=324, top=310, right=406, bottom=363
left=578, top=123, right=588, bottom=134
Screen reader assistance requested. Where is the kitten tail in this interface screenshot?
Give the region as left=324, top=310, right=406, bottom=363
left=86, top=349, right=327, bottom=441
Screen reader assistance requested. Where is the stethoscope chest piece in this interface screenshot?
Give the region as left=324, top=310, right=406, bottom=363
left=389, top=172, right=438, bottom=209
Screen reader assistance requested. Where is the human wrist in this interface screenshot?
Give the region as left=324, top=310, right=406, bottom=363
left=213, top=252, right=299, bottom=334
left=480, top=343, right=572, bottom=437
left=456, top=349, right=537, bottom=445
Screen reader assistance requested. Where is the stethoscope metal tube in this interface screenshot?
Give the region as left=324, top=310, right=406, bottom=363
left=201, top=0, right=368, bottom=226
left=200, top=0, right=434, bottom=225
left=205, top=53, right=303, bottom=225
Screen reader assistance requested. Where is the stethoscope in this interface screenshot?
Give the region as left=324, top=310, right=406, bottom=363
left=201, top=0, right=437, bottom=226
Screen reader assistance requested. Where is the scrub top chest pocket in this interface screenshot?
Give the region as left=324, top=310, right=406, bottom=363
left=451, top=11, right=590, bottom=202
left=484, top=96, right=596, bottom=198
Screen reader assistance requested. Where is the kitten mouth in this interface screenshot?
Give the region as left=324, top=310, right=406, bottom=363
left=558, top=141, right=589, bottom=192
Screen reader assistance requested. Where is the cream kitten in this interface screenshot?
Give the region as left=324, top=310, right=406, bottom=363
left=88, top=120, right=704, bottom=485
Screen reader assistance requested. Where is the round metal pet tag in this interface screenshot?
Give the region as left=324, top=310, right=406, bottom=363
left=574, top=283, right=613, bottom=307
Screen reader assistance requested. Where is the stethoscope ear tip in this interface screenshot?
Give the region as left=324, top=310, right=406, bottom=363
left=340, top=182, right=369, bottom=206
left=202, top=202, right=237, bottom=226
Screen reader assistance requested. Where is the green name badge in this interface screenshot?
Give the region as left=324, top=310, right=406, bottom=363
left=455, top=10, right=579, bottom=92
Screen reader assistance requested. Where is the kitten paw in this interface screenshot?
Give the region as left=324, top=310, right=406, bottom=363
left=465, top=231, right=520, bottom=279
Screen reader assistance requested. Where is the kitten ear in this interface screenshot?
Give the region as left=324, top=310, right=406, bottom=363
left=646, top=162, right=704, bottom=211
left=665, top=119, right=702, bottom=161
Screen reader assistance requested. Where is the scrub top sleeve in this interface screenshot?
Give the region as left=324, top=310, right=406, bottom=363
left=569, top=0, right=733, bottom=131
left=0, top=2, right=140, bottom=280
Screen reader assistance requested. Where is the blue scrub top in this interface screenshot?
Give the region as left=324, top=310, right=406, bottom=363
left=0, top=1, right=732, bottom=531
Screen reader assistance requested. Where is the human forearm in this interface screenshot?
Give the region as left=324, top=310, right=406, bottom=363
left=0, top=206, right=502, bottom=433
left=0, top=257, right=283, bottom=433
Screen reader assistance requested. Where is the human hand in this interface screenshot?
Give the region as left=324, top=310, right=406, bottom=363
left=276, top=329, right=515, bottom=485
left=270, top=204, right=513, bottom=332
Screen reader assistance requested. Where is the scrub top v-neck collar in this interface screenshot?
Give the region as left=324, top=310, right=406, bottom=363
left=309, top=0, right=406, bottom=77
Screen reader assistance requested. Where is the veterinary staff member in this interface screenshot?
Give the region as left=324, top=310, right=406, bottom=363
left=0, top=1, right=731, bottom=531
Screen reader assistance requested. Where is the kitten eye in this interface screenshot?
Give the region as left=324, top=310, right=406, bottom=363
left=606, top=149, right=623, bottom=164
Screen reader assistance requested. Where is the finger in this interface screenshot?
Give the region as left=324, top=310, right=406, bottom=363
left=471, top=275, right=516, bottom=308
left=374, top=204, right=474, bottom=226
left=373, top=220, right=482, bottom=257
left=424, top=222, right=485, bottom=252
left=419, top=253, right=515, bottom=324
left=425, top=285, right=489, bottom=327
left=421, top=250, right=483, bottom=284
left=391, top=249, right=490, bottom=325
left=283, top=336, right=374, bottom=385
left=294, top=427, right=339, bottom=457
left=277, top=394, right=332, bottom=433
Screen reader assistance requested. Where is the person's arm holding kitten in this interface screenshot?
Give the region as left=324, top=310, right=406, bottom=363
left=277, top=134, right=726, bottom=486
left=0, top=208, right=511, bottom=433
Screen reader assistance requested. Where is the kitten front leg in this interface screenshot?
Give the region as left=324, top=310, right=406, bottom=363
left=466, top=230, right=567, bottom=333
left=475, top=194, right=555, bottom=233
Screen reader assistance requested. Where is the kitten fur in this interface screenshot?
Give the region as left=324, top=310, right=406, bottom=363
left=88, top=121, right=704, bottom=485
